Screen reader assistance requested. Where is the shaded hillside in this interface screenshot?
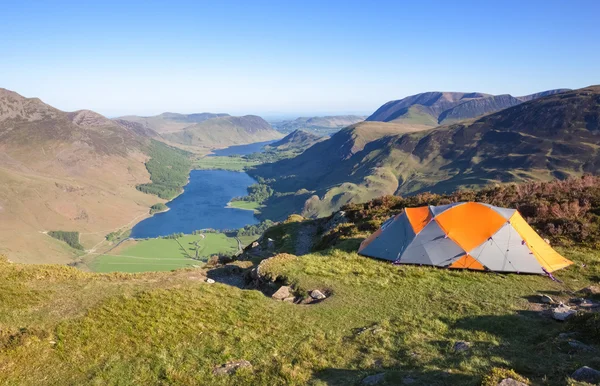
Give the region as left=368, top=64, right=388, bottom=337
left=366, top=88, right=571, bottom=126
left=117, top=112, right=229, bottom=134
left=164, top=115, right=283, bottom=148
left=271, top=115, right=366, bottom=135
left=252, top=86, right=600, bottom=220
left=264, top=129, right=325, bottom=152
left=0, top=89, right=184, bottom=264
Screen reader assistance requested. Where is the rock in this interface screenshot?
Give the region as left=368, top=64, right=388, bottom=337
left=310, top=289, right=327, bottom=300
left=251, top=241, right=260, bottom=249
left=206, top=278, right=215, bottom=284
left=361, top=372, right=386, bottom=385
left=571, top=366, right=600, bottom=384
left=558, top=332, right=578, bottom=339
left=539, top=294, right=554, bottom=304
left=272, top=285, right=292, bottom=300
left=568, top=339, right=595, bottom=351
left=403, top=376, right=416, bottom=384
left=552, top=304, right=576, bottom=321
left=543, top=238, right=551, bottom=245
left=571, top=297, right=585, bottom=304
left=580, top=286, right=600, bottom=295
left=283, top=296, right=295, bottom=303
left=580, top=299, right=596, bottom=308
left=498, top=378, right=528, bottom=386
left=213, top=360, right=252, bottom=376
left=453, top=341, right=471, bottom=353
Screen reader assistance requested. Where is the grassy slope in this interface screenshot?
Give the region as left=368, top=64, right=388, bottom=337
left=88, top=234, right=238, bottom=273
left=3, top=177, right=600, bottom=384
left=1, top=245, right=599, bottom=385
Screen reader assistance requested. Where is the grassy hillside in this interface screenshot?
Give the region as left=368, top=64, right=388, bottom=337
left=271, top=115, right=366, bottom=135
left=117, top=112, right=230, bottom=134
left=2, top=177, right=600, bottom=385
left=0, top=89, right=163, bottom=264
left=164, top=115, right=283, bottom=148
left=251, top=86, right=600, bottom=220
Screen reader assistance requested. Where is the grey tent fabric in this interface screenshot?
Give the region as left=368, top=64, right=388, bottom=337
left=470, top=223, right=545, bottom=274
left=359, top=213, right=416, bottom=261
left=429, top=202, right=465, bottom=216
left=399, top=220, right=465, bottom=266
left=480, top=204, right=517, bottom=220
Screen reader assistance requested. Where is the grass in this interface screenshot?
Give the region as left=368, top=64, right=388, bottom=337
left=193, top=155, right=260, bottom=171
left=89, top=234, right=239, bottom=273
left=1, top=245, right=599, bottom=385
left=228, top=200, right=263, bottom=212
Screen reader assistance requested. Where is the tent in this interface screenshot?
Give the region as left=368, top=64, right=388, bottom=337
left=358, top=202, right=573, bottom=274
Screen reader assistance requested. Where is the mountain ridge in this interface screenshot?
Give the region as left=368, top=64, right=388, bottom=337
left=367, top=88, right=571, bottom=125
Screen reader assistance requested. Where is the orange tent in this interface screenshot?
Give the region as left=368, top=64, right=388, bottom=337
left=358, top=202, right=572, bottom=274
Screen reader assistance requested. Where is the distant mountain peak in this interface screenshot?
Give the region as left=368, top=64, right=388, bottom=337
left=68, top=110, right=114, bottom=127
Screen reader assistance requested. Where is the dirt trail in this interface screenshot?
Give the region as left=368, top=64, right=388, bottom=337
left=295, top=223, right=317, bottom=255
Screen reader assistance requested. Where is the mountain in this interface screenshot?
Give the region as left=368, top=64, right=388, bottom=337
left=271, top=115, right=366, bottom=135
left=0, top=89, right=173, bottom=264
left=367, top=89, right=571, bottom=126
left=251, top=86, right=600, bottom=219
left=117, top=112, right=230, bottom=134
left=264, top=129, right=326, bottom=152
left=163, top=115, right=283, bottom=148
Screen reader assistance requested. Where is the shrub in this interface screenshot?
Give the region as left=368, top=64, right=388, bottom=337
left=567, top=312, right=600, bottom=342
left=150, top=203, right=168, bottom=214
left=481, top=367, right=529, bottom=386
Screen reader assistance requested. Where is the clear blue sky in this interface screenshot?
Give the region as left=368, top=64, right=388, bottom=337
left=1, top=0, right=598, bottom=117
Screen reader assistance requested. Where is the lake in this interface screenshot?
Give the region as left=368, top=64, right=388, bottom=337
left=131, top=169, right=259, bottom=238
left=210, top=140, right=277, bottom=156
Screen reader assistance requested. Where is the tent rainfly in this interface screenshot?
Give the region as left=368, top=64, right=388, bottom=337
left=358, top=202, right=573, bottom=274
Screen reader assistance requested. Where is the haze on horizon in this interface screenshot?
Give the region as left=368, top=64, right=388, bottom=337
left=1, top=0, right=599, bottom=117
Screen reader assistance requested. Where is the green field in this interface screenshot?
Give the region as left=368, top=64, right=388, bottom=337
left=228, top=200, right=263, bottom=212
left=193, top=155, right=259, bottom=171
left=90, top=233, right=239, bottom=273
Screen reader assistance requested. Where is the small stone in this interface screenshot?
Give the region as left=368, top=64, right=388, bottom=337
left=213, top=360, right=252, bottom=376
left=206, top=278, right=215, bottom=284
left=272, top=286, right=292, bottom=300
left=543, top=238, right=551, bottom=245
left=453, top=341, right=471, bottom=353
left=552, top=304, right=576, bottom=321
left=580, top=299, right=595, bottom=307
left=539, top=294, right=554, bottom=304
left=251, top=241, right=260, bottom=249
left=49, top=340, right=56, bottom=345
left=283, top=296, right=295, bottom=303
left=571, top=366, right=600, bottom=384
left=310, top=289, right=327, bottom=300
left=361, top=372, right=386, bottom=385
left=498, top=378, right=528, bottom=386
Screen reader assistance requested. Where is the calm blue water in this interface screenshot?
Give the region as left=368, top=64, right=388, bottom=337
left=210, top=140, right=277, bottom=156
left=131, top=170, right=259, bottom=238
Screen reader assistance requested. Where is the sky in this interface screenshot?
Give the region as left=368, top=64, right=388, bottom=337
left=1, top=0, right=599, bottom=118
